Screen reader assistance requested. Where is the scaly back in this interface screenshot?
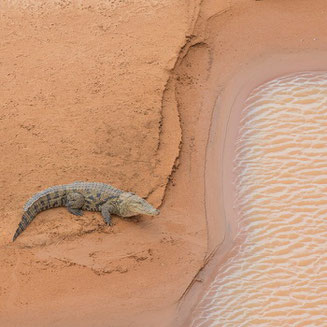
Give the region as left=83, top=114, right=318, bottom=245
left=24, top=182, right=122, bottom=212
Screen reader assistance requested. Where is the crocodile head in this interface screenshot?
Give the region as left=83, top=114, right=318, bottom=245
left=118, top=192, right=160, bottom=217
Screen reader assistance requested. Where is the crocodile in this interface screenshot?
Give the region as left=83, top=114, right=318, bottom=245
left=13, top=181, right=159, bottom=241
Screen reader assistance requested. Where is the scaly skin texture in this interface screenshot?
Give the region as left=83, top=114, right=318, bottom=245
left=13, top=181, right=159, bottom=241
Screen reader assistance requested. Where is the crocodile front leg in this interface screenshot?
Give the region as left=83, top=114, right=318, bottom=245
left=101, top=202, right=114, bottom=226
left=66, top=192, right=85, bottom=216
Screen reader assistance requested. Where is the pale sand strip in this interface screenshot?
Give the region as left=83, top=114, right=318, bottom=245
left=178, top=53, right=327, bottom=326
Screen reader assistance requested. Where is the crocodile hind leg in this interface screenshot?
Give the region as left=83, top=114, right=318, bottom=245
left=66, top=192, right=85, bottom=216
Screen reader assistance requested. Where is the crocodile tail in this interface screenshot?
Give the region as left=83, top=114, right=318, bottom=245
left=12, top=211, right=34, bottom=241
left=13, top=197, right=49, bottom=241
left=13, top=188, right=67, bottom=241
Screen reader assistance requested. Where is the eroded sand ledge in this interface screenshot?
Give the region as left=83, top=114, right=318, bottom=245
left=1, top=0, right=327, bottom=326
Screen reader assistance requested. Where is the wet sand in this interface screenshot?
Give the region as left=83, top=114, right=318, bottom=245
left=191, top=71, right=327, bottom=325
left=1, top=0, right=327, bottom=326
left=176, top=1, right=327, bottom=325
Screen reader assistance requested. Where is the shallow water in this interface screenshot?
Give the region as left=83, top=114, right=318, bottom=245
left=190, top=72, right=327, bottom=326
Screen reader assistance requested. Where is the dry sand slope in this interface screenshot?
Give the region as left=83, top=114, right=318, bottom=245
left=0, top=1, right=208, bottom=326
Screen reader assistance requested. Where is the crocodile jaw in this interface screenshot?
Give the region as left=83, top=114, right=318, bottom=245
left=119, top=192, right=160, bottom=217
left=133, top=205, right=160, bottom=216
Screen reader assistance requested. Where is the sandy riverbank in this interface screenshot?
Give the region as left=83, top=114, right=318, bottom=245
left=1, top=0, right=327, bottom=326
left=192, top=70, right=327, bottom=325
left=0, top=2, right=206, bottom=326
left=175, top=0, right=327, bottom=325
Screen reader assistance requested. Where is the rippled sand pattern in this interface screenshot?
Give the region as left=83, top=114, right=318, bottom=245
left=191, top=72, right=327, bottom=326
